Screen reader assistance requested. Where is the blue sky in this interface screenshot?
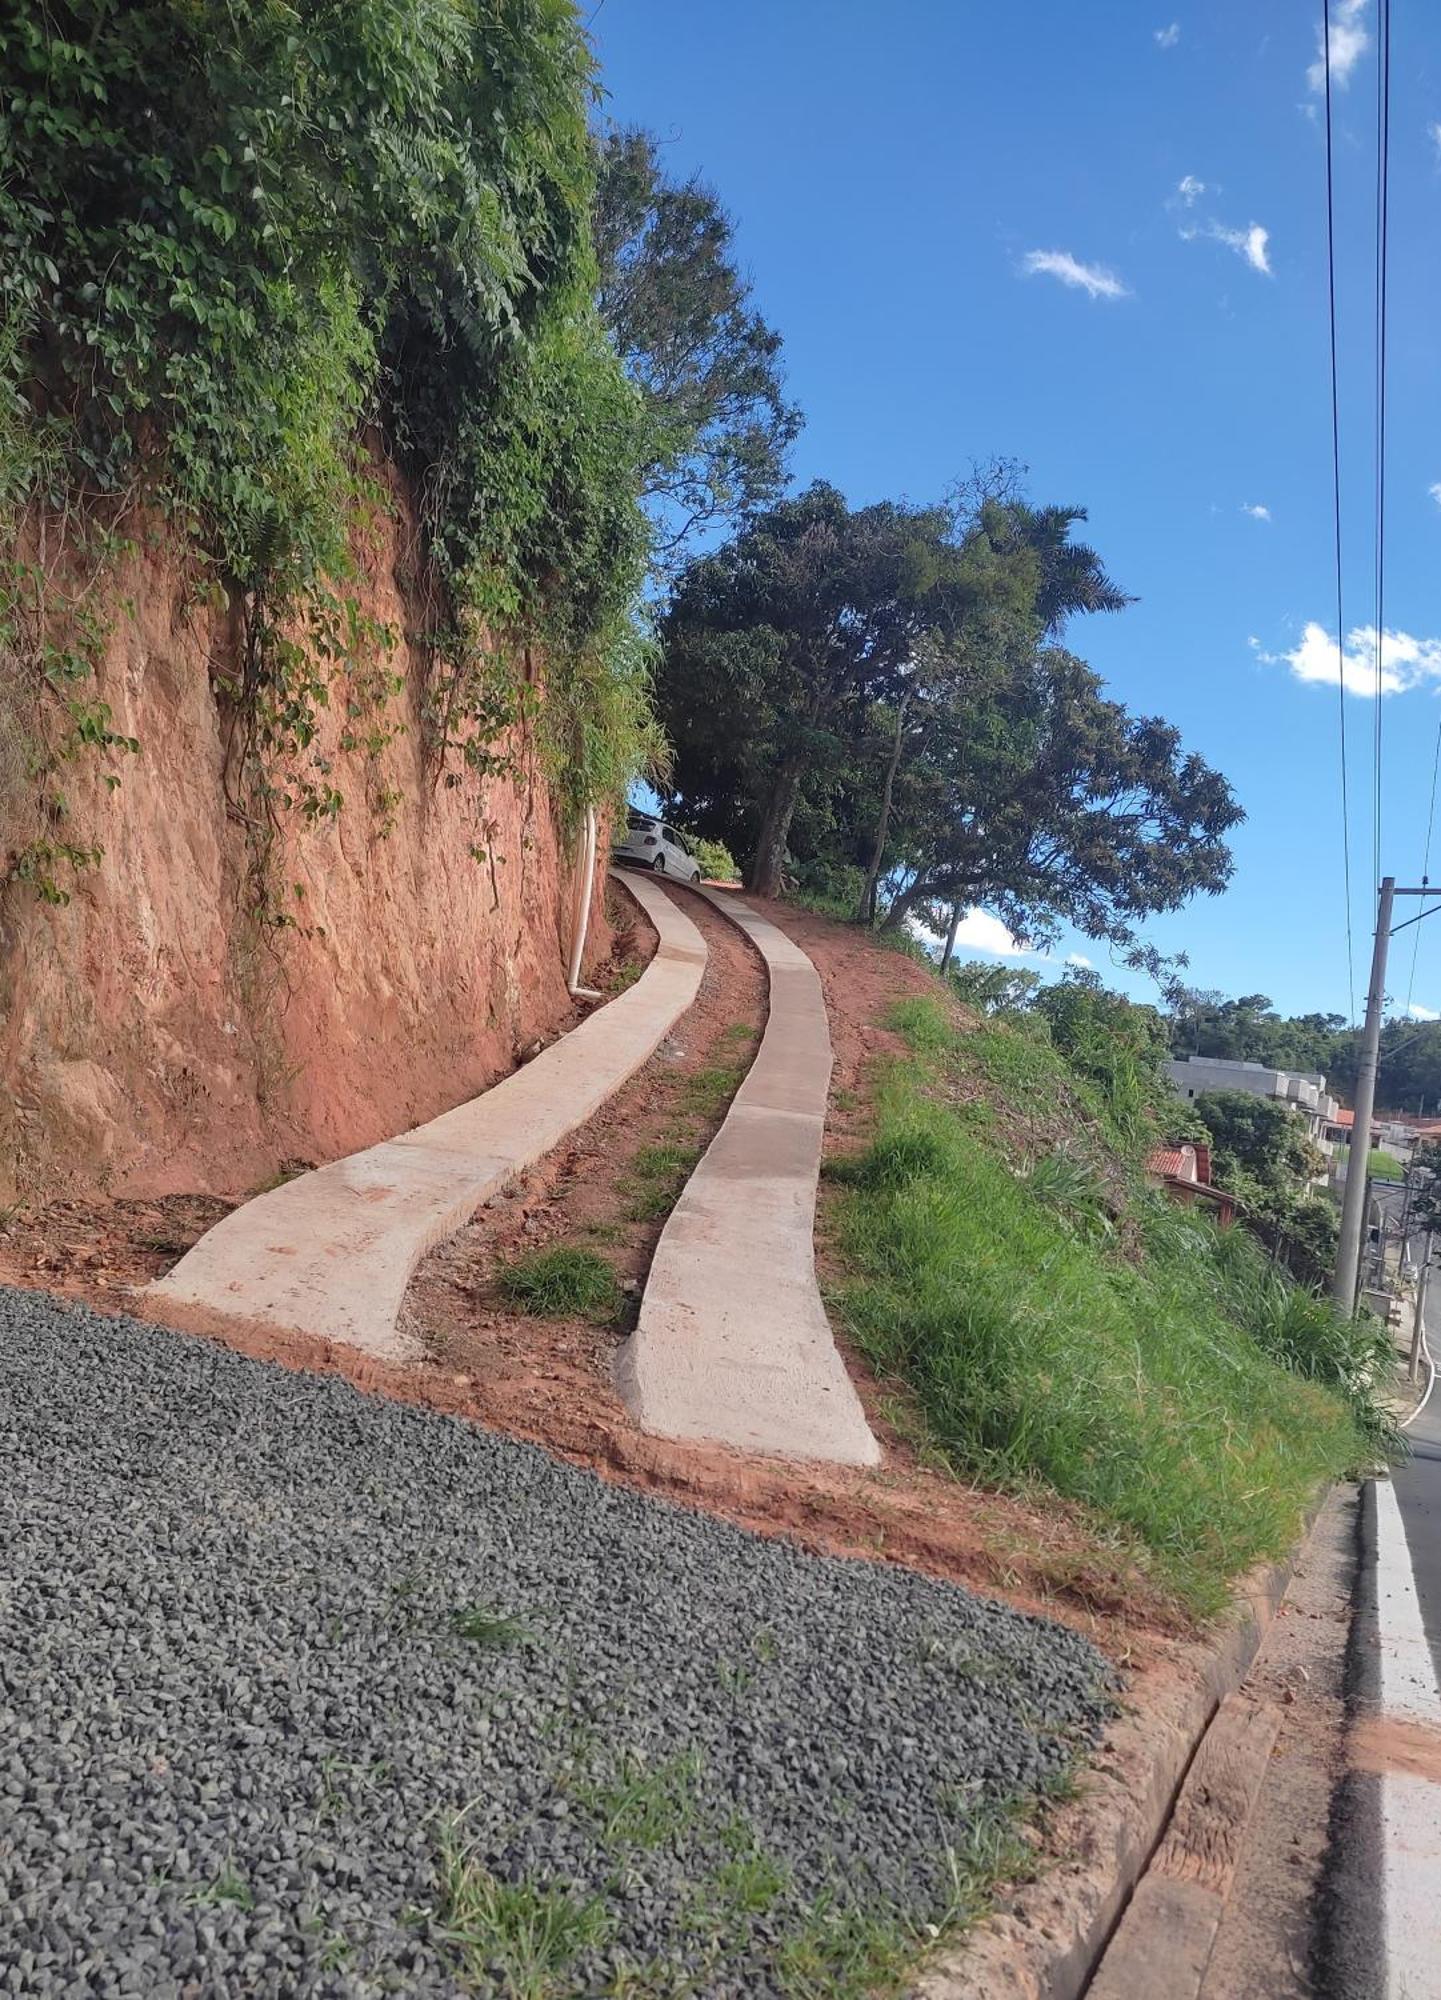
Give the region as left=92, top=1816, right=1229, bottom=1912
left=591, top=0, right=1441, bottom=1020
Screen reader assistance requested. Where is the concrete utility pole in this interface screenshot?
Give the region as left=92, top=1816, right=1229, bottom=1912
left=1410, top=1229, right=1434, bottom=1384
left=1334, top=878, right=1441, bottom=1312
left=1335, top=877, right=1396, bottom=1312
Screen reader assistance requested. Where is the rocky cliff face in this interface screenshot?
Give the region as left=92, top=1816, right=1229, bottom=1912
left=0, top=504, right=607, bottom=1205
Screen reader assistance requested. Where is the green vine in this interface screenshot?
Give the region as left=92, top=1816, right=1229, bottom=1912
left=0, top=0, right=658, bottom=916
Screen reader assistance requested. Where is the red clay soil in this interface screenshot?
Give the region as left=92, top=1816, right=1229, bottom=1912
left=0, top=885, right=1180, bottom=1656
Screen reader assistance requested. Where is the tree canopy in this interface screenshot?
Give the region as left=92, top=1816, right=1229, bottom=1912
left=592, top=126, right=801, bottom=562
left=655, top=480, right=1241, bottom=934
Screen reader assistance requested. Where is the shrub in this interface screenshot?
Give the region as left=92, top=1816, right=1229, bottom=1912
left=693, top=836, right=740, bottom=882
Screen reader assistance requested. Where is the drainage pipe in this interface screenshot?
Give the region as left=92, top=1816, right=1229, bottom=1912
left=567, top=806, right=601, bottom=998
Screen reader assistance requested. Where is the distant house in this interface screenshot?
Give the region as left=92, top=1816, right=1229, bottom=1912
left=1144, top=1140, right=1238, bottom=1226
left=1164, top=1055, right=1339, bottom=1160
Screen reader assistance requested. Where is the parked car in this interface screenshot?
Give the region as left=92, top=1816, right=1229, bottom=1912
left=612, top=812, right=703, bottom=882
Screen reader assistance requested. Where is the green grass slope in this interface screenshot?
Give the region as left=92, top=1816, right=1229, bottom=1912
left=830, top=997, right=1393, bottom=1618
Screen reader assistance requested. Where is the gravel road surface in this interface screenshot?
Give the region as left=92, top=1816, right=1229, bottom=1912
left=0, top=1290, right=1114, bottom=1997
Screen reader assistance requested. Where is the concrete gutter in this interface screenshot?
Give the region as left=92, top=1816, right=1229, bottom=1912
left=616, top=885, right=880, bottom=1469
left=150, top=870, right=704, bottom=1362
left=911, top=1497, right=1332, bottom=2000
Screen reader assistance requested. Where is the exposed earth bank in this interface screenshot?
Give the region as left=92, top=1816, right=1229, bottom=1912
left=0, top=479, right=615, bottom=1209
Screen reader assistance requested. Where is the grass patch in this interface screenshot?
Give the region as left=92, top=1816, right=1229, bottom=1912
left=436, top=1820, right=611, bottom=1998
left=1335, top=1143, right=1406, bottom=1181
left=579, top=1749, right=705, bottom=1851
left=496, top=1246, right=620, bottom=1322
left=680, top=1065, right=745, bottom=1117
left=451, top=1603, right=532, bottom=1649
left=830, top=998, right=1385, bottom=1618
left=621, top=1143, right=701, bottom=1222
left=720, top=1020, right=760, bottom=1044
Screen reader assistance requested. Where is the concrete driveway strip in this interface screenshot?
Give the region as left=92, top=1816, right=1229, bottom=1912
left=617, top=887, right=881, bottom=1468
left=150, top=870, right=705, bottom=1363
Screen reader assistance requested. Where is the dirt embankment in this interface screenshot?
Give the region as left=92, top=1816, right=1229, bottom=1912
left=0, top=484, right=610, bottom=1206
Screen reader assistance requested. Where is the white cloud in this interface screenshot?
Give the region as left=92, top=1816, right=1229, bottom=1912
left=1178, top=214, right=1272, bottom=274
left=1430, top=121, right=1441, bottom=162
left=1176, top=175, right=1208, bottom=207
left=1155, top=21, right=1180, bottom=48
left=1241, top=502, right=1272, bottom=521
left=1211, top=222, right=1271, bottom=273
left=908, top=908, right=1059, bottom=964
left=1408, top=1002, right=1441, bottom=1021
left=1066, top=953, right=1094, bottom=969
left=950, top=910, right=1034, bottom=958
left=1021, top=249, right=1130, bottom=301
left=1429, top=481, right=1441, bottom=507
left=1253, top=622, right=1441, bottom=698
left=1308, top=0, right=1368, bottom=92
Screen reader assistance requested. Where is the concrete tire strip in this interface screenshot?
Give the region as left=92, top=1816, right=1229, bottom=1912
left=151, top=870, right=704, bottom=1362
left=617, top=886, right=880, bottom=1468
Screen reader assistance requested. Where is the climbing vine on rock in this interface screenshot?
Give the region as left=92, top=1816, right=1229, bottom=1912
left=0, top=0, right=658, bottom=905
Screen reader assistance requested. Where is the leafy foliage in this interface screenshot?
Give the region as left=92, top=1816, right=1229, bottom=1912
left=691, top=835, right=740, bottom=882
left=656, top=480, right=1038, bottom=895
left=592, top=126, right=801, bottom=560
left=1190, top=1089, right=1322, bottom=1195
left=655, top=479, right=1240, bottom=938
left=0, top=0, right=655, bottom=900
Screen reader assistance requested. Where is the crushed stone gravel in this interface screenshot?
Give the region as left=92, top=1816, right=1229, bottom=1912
left=0, top=1288, right=1115, bottom=1997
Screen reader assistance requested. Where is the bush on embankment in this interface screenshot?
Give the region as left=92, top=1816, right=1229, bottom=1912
left=830, top=996, right=1394, bottom=1618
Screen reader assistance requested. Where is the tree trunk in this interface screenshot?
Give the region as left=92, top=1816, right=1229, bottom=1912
left=939, top=899, right=964, bottom=974
left=878, top=875, right=935, bottom=932
left=747, top=757, right=806, bottom=897
left=854, top=696, right=908, bottom=925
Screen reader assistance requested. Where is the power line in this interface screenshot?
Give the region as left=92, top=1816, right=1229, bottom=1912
left=1372, top=0, right=1391, bottom=889
left=1322, top=0, right=1358, bottom=1023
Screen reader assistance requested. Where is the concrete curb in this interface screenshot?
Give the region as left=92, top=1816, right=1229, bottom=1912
left=913, top=1497, right=1332, bottom=2000
left=616, top=884, right=881, bottom=1467
left=149, top=870, right=704, bottom=1362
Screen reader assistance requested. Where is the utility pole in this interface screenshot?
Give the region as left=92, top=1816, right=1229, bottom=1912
left=1335, top=877, right=1396, bottom=1311
left=1334, top=878, right=1441, bottom=1312
left=1410, top=1230, right=1434, bottom=1384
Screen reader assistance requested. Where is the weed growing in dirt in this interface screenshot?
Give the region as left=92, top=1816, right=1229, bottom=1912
left=829, top=996, right=1382, bottom=1618
left=497, top=1246, right=620, bottom=1322
left=451, top=1604, right=532, bottom=1649
left=436, top=1819, right=612, bottom=1997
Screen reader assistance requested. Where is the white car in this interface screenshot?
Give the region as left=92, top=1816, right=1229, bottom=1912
left=613, top=812, right=703, bottom=882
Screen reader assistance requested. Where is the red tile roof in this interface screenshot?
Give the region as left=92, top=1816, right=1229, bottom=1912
left=1147, top=1148, right=1193, bottom=1178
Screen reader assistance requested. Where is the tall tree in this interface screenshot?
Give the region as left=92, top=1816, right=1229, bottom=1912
left=990, top=500, right=1134, bottom=633
left=878, top=647, right=1242, bottom=950
left=592, top=127, right=801, bottom=562
left=849, top=495, right=1134, bottom=922
left=655, top=483, right=1032, bottom=895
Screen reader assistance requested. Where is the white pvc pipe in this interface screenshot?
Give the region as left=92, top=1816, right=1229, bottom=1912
left=567, top=806, right=599, bottom=996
